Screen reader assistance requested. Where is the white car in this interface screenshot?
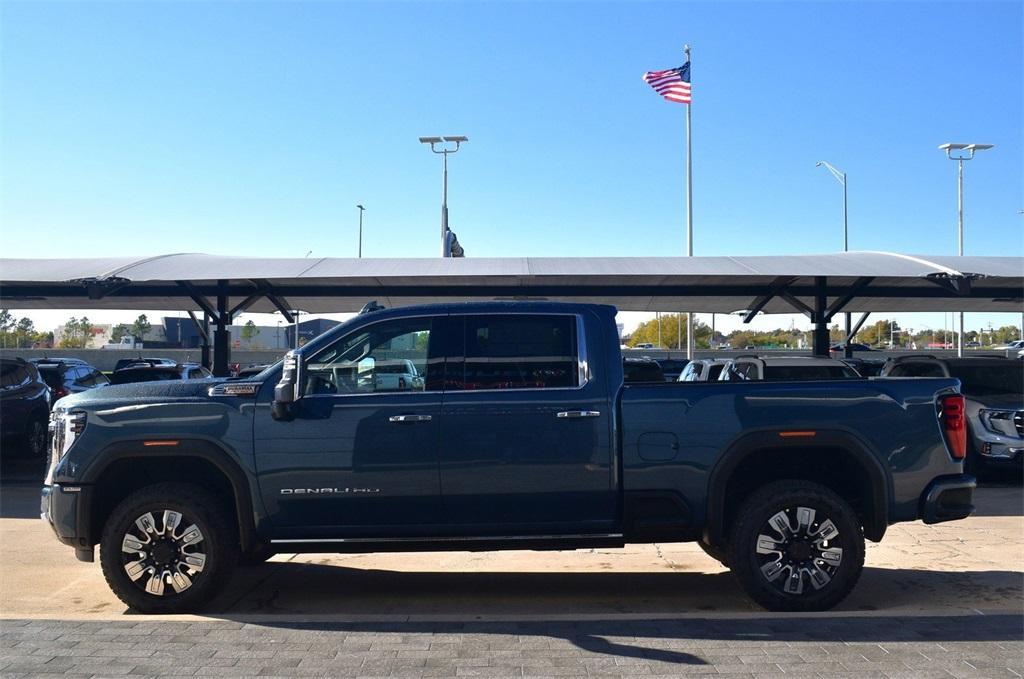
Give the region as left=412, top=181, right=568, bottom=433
left=719, top=356, right=861, bottom=381
left=678, top=358, right=731, bottom=382
left=994, top=339, right=1024, bottom=351
left=372, top=359, right=424, bottom=391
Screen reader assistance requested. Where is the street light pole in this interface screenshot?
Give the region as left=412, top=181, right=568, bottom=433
left=816, top=160, right=850, bottom=356
left=420, top=136, right=468, bottom=256
left=356, top=205, right=365, bottom=258
left=939, top=143, right=994, bottom=357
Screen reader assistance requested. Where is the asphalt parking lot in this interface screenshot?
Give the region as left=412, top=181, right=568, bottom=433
left=1, top=459, right=1022, bottom=677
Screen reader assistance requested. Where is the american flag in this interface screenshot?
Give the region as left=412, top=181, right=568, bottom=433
left=642, top=62, right=691, bottom=104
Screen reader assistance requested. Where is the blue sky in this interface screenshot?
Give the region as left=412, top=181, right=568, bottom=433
left=1, top=1, right=1021, bottom=335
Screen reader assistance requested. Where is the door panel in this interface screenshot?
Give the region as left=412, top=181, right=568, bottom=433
left=253, top=315, right=445, bottom=538
left=439, top=313, right=615, bottom=535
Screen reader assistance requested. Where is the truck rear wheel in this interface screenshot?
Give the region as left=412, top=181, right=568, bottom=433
left=728, top=480, right=865, bottom=612
left=99, top=483, right=238, bottom=613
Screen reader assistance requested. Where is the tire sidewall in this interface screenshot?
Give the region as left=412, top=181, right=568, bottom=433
left=729, top=481, right=865, bottom=612
left=100, top=484, right=237, bottom=614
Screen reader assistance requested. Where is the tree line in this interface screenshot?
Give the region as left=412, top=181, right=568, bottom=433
left=0, top=310, right=154, bottom=349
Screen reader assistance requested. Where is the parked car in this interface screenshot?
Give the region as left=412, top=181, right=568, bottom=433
left=370, top=359, right=424, bottom=391
left=109, top=363, right=213, bottom=385
left=829, top=343, right=874, bottom=354
left=721, top=356, right=861, bottom=382
left=43, top=302, right=974, bottom=614
left=840, top=358, right=886, bottom=377
left=678, top=358, right=730, bottom=381
left=655, top=358, right=690, bottom=382
left=113, top=357, right=177, bottom=372
left=33, top=359, right=109, bottom=404
left=234, top=364, right=270, bottom=379
left=993, top=340, right=1024, bottom=351
left=1, top=358, right=51, bottom=459
left=623, top=357, right=665, bottom=383
left=881, top=356, right=1023, bottom=473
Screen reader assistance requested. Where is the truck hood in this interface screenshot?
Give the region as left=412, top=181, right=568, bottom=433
left=54, top=379, right=231, bottom=411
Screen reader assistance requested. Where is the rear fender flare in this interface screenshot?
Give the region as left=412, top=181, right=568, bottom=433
left=704, top=429, right=891, bottom=546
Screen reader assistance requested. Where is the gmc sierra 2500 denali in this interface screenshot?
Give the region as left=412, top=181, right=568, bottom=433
left=42, top=302, right=976, bottom=613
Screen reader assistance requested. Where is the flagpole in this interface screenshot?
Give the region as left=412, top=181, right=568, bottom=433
left=684, top=43, right=695, bottom=360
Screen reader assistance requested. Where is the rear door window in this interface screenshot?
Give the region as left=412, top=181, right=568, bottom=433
left=451, top=315, right=579, bottom=390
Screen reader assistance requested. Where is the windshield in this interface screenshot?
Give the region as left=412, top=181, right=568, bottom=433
left=953, top=365, right=1024, bottom=396
left=36, top=366, right=64, bottom=389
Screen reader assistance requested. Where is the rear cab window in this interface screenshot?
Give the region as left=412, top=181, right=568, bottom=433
left=449, top=314, right=580, bottom=390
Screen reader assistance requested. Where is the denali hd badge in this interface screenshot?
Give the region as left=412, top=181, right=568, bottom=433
left=280, top=487, right=380, bottom=495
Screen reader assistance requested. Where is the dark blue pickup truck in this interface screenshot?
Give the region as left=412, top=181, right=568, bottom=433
left=42, top=302, right=975, bottom=613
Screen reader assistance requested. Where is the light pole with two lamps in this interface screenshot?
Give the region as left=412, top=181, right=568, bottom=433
left=939, top=142, right=994, bottom=357
left=419, top=136, right=468, bottom=257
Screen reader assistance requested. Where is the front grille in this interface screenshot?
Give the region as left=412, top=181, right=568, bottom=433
left=1015, top=411, right=1024, bottom=438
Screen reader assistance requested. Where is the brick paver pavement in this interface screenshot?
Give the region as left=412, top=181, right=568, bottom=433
left=2, top=614, right=1022, bottom=677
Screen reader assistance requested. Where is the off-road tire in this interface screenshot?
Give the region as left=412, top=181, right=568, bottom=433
left=100, top=483, right=238, bottom=613
left=728, top=480, right=865, bottom=612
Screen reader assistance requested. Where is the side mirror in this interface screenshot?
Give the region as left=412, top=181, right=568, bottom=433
left=272, top=351, right=303, bottom=421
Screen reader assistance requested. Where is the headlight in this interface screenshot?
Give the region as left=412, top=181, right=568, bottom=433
left=979, top=409, right=1020, bottom=438
left=55, top=410, right=87, bottom=458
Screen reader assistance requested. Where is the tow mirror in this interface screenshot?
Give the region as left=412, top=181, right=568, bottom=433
left=272, top=351, right=303, bottom=421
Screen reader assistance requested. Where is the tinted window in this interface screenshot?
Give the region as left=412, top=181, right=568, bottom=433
left=889, top=363, right=945, bottom=378
left=763, top=366, right=858, bottom=381
left=92, top=370, right=110, bottom=385
left=187, top=368, right=205, bottom=379
left=36, top=366, right=65, bottom=390
left=110, top=369, right=181, bottom=384
left=707, top=364, right=725, bottom=380
left=0, top=361, right=30, bottom=389
left=623, top=360, right=664, bottom=383
left=952, top=365, right=1023, bottom=396
left=304, top=317, right=439, bottom=395
left=453, top=315, right=578, bottom=390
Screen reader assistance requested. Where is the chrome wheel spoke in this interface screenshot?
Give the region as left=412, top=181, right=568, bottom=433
left=180, top=525, right=204, bottom=547
left=756, top=534, right=784, bottom=555
left=768, top=511, right=792, bottom=537
left=814, top=519, right=839, bottom=541
left=122, top=533, right=148, bottom=553
left=783, top=569, right=804, bottom=595
left=144, top=571, right=165, bottom=596
left=760, top=560, right=785, bottom=582
left=163, top=510, right=182, bottom=536
left=182, top=552, right=206, bottom=572
left=795, top=507, right=816, bottom=533
left=170, top=570, right=193, bottom=593
left=135, top=513, right=157, bottom=536
left=124, top=559, right=148, bottom=581
left=818, top=547, right=843, bottom=566
left=807, top=563, right=832, bottom=590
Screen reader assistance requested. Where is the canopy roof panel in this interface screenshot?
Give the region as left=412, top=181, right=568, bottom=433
left=1, top=251, right=1020, bottom=314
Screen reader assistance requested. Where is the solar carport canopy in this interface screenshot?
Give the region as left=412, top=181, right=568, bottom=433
left=0, top=251, right=1020, bottom=314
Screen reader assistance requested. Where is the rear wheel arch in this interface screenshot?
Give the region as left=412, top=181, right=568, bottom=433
left=81, top=440, right=257, bottom=553
left=705, top=430, right=890, bottom=548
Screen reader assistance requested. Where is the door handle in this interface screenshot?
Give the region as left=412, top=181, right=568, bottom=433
left=388, top=414, right=433, bottom=423
left=556, top=410, right=601, bottom=419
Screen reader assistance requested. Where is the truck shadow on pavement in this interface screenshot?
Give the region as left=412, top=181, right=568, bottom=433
left=208, top=560, right=1024, bottom=620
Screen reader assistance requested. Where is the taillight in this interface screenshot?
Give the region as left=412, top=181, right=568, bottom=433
left=942, top=394, right=967, bottom=460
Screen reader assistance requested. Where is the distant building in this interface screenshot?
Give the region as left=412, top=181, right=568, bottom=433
left=161, top=316, right=342, bottom=350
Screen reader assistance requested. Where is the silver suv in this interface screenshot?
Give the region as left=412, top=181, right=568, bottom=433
left=881, top=356, right=1023, bottom=472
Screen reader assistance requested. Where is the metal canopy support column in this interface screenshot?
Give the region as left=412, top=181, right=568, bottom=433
left=213, top=280, right=231, bottom=377
left=813, top=276, right=830, bottom=357
left=201, top=313, right=211, bottom=369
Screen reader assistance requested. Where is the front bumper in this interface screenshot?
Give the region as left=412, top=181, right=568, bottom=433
left=41, top=483, right=94, bottom=561
left=919, top=475, right=976, bottom=525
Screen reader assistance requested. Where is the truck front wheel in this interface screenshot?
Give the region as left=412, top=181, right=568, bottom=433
left=99, top=483, right=238, bottom=613
left=728, top=480, right=865, bottom=612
